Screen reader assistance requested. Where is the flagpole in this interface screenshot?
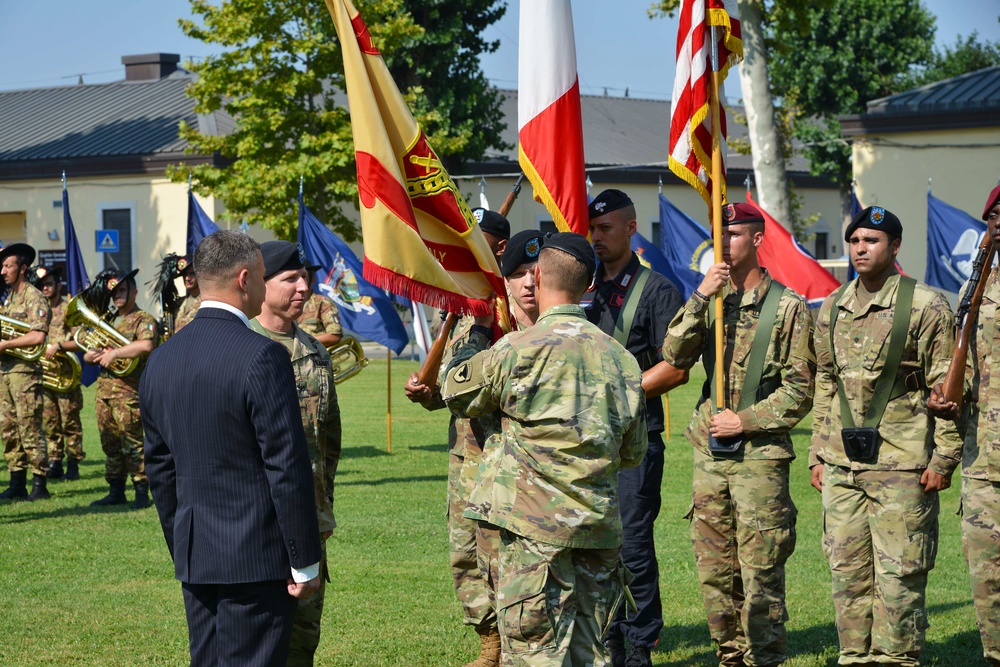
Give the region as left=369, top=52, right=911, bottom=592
left=709, top=25, right=726, bottom=409
left=387, top=346, right=392, bottom=453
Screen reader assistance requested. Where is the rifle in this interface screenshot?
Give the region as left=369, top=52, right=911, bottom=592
left=414, top=173, right=525, bottom=387
left=941, top=233, right=996, bottom=407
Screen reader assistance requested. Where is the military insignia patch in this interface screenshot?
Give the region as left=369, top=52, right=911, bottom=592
left=473, top=209, right=485, bottom=224
left=870, top=207, right=885, bottom=225
left=594, top=201, right=607, bottom=212
left=176, top=257, right=189, bottom=272
left=297, top=243, right=306, bottom=265
left=453, top=362, right=472, bottom=383
left=723, top=204, right=736, bottom=222
left=107, top=278, right=119, bottom=290
left=525, top=237, right=541, bottom=259
left=37, top=307, right=46, bottom=318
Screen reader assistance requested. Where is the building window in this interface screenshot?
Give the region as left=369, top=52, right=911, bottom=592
left=651, top=221, right=661, bottom=248
left=97, top=202, right=136, bottom=273
left=815, top=232, right=829, bottom=260
left=539, top=220, right=557, bottom=236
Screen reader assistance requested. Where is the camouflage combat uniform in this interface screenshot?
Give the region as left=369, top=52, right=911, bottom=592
left=0, top=282, right=50, bottom=476
left=443, top=304, right=647, bottom=666
left=811, top=275, right=962, bottom=666
left=43, top=295, right=85, bottom=464
left=662, top=271, right=815, bottom=667
left=251, top=320, right=341, bottom=667
left=298, top=292, right=343, bottom=340
left=958, top=267, right=1000, bottom=665
left=173, top=294, right=201, bottom=331
left=95, top=309, right=158, bottom=484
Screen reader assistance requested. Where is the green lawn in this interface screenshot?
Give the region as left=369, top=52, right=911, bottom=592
left=0, top=358, right=981, bottom=666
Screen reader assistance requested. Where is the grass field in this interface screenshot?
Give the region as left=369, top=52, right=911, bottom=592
left=0, top=357, right=983, bottom=666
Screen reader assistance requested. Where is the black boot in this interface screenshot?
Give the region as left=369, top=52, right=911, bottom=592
left=0, top=470, right=28, bottom=500
left=131, top=480, right=150, bottom=509
left=624, top=645, right=653, bottom=667
left=605, top=632, right=626, bottom=667
left=90, top=479, right=127, bottom=506
left=47, top=460, right=64, bottom=480
left=27, top=475, right=50, bottom=501
left=64, top=459, right=80, bottom=481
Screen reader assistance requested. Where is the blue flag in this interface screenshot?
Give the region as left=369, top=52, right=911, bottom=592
left=297, top=194, right=408, bottom=354
left=846, top=188, right=864, bottom=281
left=62, top=187, right=89, bottom=297
left=655, top=194, right=712, bottom=299
left=186, top=191, right=220, bottom=257
left=631, top=232, right=684, bottom=289
left=926, top=192, right=986, bottom=294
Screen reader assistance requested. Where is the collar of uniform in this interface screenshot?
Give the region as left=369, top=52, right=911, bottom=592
left=722, top=268, right=773, bottom=310
left=597, top=252, right=641, bottom=288
left=538, top=303, right=586, bottom=322
left=839, top=272, right=901, bottom=316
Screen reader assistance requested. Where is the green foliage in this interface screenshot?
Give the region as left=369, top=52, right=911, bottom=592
left=169, top=0, right=508, bottom=241
left=897, top=30, right=1000, bottom=91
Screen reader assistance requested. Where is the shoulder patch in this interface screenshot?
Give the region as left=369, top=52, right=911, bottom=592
left=453, top=362, right=472, bottom=383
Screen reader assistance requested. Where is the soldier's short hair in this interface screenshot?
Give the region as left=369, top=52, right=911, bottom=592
left=194, top=230, right=261, bottom=283
left=539, top=246, right=590, bottom=298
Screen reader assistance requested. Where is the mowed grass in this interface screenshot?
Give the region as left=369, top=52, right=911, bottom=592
left=0, top=358, right=982, bottom=666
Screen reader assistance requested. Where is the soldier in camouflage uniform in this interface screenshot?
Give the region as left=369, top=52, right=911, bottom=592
left=85, top=270, right=159, bottom=509
left=811, top=207, right=961, bottom=666
left=252, top=241, right=341, bottom=667
left=37, top=266, right=86, bottom=481
left=929, top=185, right=1000, bottom=665
left=662, top=202, right=815, bottom=667
left=403, top=209, right=511, bottom=667
left=298, top=264, right=343, bottom=348
left=173, top=257, right=200, bottom=332
left=443, top=233, right=647, bottom=667
left=0, top=243, right=52, bottom=501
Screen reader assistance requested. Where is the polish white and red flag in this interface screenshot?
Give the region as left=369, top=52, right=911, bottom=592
left=668, top=0, right=743, bottom=208
left=518, top=0, right=589, bottom=237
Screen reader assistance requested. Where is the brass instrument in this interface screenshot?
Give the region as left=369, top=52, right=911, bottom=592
left=328, top=336, right=369, bottom=385
left=0, top=314, right=45, bottom=361
left=65, top=295, right=139, bottom=378
left=40, top=348, right=82, bottom=393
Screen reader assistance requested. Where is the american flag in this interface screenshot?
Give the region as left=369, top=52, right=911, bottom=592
left=668, top=0, right=743, bottom=208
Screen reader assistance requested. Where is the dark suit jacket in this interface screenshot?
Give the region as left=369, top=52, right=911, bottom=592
left=140, top=307, right=322, bottom=584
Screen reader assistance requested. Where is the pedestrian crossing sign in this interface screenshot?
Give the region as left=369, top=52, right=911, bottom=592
left=96, top=230, right=119, bottom=253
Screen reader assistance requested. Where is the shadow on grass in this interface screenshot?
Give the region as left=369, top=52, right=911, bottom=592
left=338, top=474, right=447, bottom=487
left=408, top=443, right=450, bottom=453
left=0, top=501, right=147, bottom=524
left=654, top=622, right=716, bottom=665
left=340, top=446, right=393, bottom=460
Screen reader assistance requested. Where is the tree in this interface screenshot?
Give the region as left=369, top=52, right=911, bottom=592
left=170, top=0, right=508, bottom=241
left=896, top=30, right=1000, bottom=91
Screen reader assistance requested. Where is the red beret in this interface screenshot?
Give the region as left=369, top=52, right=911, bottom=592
left=983, top=184, right=1000, bottom=221
left=721, top=202, right=764, bottom=226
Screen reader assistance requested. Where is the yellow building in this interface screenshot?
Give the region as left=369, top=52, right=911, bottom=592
left=841, top=65, right=1000, bottom=281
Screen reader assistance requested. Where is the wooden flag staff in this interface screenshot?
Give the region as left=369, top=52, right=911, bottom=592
left=709, top=26, right=726, bottom=412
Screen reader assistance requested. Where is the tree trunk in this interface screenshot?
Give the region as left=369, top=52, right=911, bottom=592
left=735, top=0, right=794, bottom=226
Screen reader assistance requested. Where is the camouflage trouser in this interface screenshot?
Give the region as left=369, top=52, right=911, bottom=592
left=0, top=369, right=48, bottom=475
left=689, top=449, right=796, bottom=667
left=476, top=521, right=502, bottom=616
left=287, top=542, right=328, bottom=667
left=496, top=530, right=624, bottom=666
left=961, top=476, right=1000, bottom=665
left=449, top=448, right=494, bottom=629
left=822, top=465, right=938, bottom=666
left=95, top=382, right=145, bottom=483
left=42, top=386, right=85, bottom=462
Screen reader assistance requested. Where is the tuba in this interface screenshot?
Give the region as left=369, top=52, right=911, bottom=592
left=65, top=295, right=139, bottom=378
left=328, top=336, right=369, bottom=385
left=40, top=348, right=82, bottom=393
left=0, top=314, right=45, bottom=361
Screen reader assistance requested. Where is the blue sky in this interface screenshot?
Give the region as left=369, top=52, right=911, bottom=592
left=1, top=0, right=997, bottom=97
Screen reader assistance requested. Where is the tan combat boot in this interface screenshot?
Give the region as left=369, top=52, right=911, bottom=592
left=463, top=626, right=501, bottom=667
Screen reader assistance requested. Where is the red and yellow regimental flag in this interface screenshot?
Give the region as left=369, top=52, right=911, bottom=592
left=325, top=0, right=506, bottom=317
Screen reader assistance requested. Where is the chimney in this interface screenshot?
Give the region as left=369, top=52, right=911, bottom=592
left=121, top=53, right=180, bottom=82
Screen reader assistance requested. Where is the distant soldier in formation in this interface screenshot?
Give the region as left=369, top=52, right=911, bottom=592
left=86, top=269, right=159, bottom=509
left=0, top=243, right=51, bottom=501
left=38, top=266, right=85, bottom=481
left=252, top=241, right=341, bottom=667
left=811, top=207, right=961, bottom=666
left=173, top=256, right=200, bottom=332
left=298, top=263, right=343, bottom=349
left=662, top=202, right=816, bottom=667
left=444, top=232, right=646, bottom=666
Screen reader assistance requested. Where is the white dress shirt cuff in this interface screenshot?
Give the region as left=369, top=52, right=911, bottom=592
left=290, top=562, right=320, bottom=583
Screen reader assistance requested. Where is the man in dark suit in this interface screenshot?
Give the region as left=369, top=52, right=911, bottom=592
left=140, top=230, right=322, bottom=667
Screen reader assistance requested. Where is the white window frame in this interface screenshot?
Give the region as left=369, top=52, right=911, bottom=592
left=96, top=201, right=137, bottom=273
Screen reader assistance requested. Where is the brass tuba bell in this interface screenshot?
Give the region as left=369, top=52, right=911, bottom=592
left=328, top=336, right=369, bottom=385
left=40, top=348, right=82, bottom=393
left=65, top=295, right=139, bottom=377
left=0, top=314, right=45, bottom=361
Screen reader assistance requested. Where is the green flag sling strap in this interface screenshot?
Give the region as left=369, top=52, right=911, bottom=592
left=704, top=280, right=787, bottom=412
left=612, top=265, right=651, bottom=349
left=830, top=276, right=917, bottom=430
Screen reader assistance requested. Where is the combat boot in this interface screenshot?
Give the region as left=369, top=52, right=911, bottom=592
left=624, top=645, right=652, bottom=667
left=604, top=632, right=626, bottom=667
left=463, top=626, right=501, bottom=667
left=0, top=470, right=28, bottom=500
left=47, top=460, right=64, bottom=480
left=131, top=480, right=150, bottom=510
left=90, top=479, right=127, bottom=506
left=64, top=459, right=80, bottom=481
left=27, top=475, right=50, bottom=501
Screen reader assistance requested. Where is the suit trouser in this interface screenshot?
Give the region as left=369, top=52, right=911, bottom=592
left=610, top=431, right=664, bottom=648
left=821, top=465, right=938, bottom=666
left=182, top=580, right=297, bottom=667
left=962, top=476, right=1000, bottom=666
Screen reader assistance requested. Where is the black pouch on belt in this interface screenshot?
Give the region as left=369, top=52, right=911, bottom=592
left=840, top=427, right=879, bottom=463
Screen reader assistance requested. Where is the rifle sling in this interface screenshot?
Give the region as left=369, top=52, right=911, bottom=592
left=613, top=266, right=651, bottom=349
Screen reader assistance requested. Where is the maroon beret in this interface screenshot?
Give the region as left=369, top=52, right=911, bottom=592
left=983, top=184, right=1000, bottom=221
left=721, top=202, right=764, bottom=226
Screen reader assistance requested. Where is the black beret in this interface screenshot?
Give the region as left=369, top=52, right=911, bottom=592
left=845, top=206, right=903, bottom=242
left=472, top=208, right=510, bottom=241
left=588, top=189, right=634, bottom=219
left=983, top=184, right=1000, bottom=221
left=0, top=243, right=36, bottom=266
left=501, top=230, right=544, bottom=277
left=722, top=202, right=765, bottom=226
left=544, top=232, right=597, bottom=282
left=261, top=240, right=307, bottom=279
